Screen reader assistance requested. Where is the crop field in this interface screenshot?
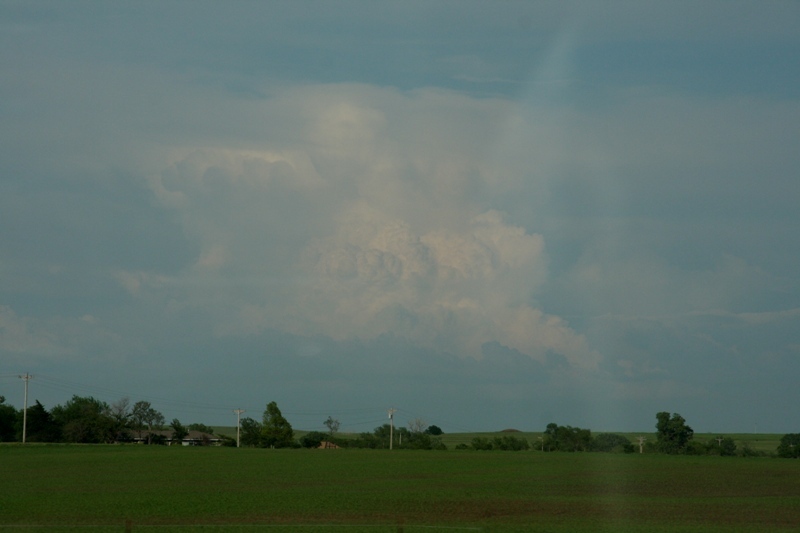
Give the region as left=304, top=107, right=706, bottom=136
left=2, top=445, right=799, bottom=532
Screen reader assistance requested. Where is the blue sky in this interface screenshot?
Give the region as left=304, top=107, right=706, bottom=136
left=1, top=1, right=799, bottom=434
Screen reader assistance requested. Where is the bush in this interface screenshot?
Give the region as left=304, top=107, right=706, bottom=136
left=592, top=433, right=633, bottom=453
left=299, top=431, right=328, bottom=449
left=149, top=433, right=167, bottom=446
left=706, top=436, right=737, bottom=456
left=217, top=434, right=237, bottom=447
left=684, top=441, right=707, bottom=455
left=469, top=436, right=528, bottom=451
left=542, top=423, right=592, bottom=452
left=471, top=437, right=493, bottom=451
left=492, top=435, right=530, bottom=451
left=737, top=441, right=764, bottom=457
left=777, top=434, right=800, bottom=458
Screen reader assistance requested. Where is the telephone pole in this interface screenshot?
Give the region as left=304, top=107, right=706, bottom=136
left=19, top=374, right=32, bottom=444
left=637, top=436, right=646, bottom=454
left=388, top=408, right=396, bottom=450
left=233, top=409, right=245, bottom=448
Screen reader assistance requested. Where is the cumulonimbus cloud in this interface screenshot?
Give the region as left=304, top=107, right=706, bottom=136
left=143, top=84, right=600, bottom=369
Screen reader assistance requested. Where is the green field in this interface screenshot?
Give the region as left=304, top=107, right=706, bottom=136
left=2, top=445, right=799, bottom=532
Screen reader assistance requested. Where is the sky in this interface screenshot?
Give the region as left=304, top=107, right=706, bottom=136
left=1, top=1, right=799, bottom=435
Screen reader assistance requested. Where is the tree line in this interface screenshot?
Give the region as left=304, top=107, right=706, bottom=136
left=453, top=412, right=793, bottom=457
left=2, top=395, right=799, bottom=458
left=216, top=406, right=800, bottom=457
left=524, top=412, right=767, bottom=457
left=238, top=404, right=447, bottom=450
left=0, top=394, right=214, bottom=445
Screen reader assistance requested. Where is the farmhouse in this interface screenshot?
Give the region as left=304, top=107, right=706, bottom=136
left=130, top=430, right=221, bottom=446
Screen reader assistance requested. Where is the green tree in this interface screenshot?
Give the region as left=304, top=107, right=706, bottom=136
left=706, top=436, right=737, bottom=456
left=188, top=423, right=215, bottom=434
left=170, top=418, right=189, bottom=443
left=51, top=396, right=115, bottom=443
left=216, top=434, right=237, bottom=447
left=777, top=433, right=800, bottom=458
left=108, top=397, right=132, bottom=442
left=299, top=430, right=327, bottom=448
left=348, top=423, right=445, bottom=450
left=655, top=412, right=694, bottom=454
left=261, top=401, right=294, bottom=448
left=372, top=424, right=392, bottom=448
left=0, top=396, right=19, bottom=442
left=492, top=435, right=530, bottom=451
left=471, top=437, right=493, bottom=450
left=323, top=416, right=340, bottom=438
left=737, top=440, right=762, bottom=457
left=403, top=431, right=433, bottom=449
left=542, top=423, right=592, bottom=452
left=685, top=440, right=708, bottom=455
left=425, top=425, right=443, bottom=436
left=593, top=433, right=634, bottom=453
left=239, top=417, right=263, bottom=447
left=131, top=401, right=165, bottom=444
left=23, top=400, right=60, bottom=442
left=354, top=424, right=391, bottom=449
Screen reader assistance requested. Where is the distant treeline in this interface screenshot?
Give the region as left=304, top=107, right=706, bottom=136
left=0, top=394, right=214, bottom=445
left=2, top=395, right=798, bottom=457
left=517, top=414, right=799, bottom=458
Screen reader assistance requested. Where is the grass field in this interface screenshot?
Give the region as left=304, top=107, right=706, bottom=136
left=2, top=445, right=799, bottom=532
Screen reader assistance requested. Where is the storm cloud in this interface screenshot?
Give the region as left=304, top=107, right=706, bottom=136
left=2, top=1, right=799, bottom=433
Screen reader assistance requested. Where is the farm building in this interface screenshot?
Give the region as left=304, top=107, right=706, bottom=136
left=129, top=430, right=221, bottom=446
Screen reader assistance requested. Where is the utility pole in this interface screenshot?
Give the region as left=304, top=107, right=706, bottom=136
left=388, top=408, right=396, bottom=450
left=19, top=374, right=31, bottom=444
left=233, top=409, right=245, bottom=448
left=637, top=436, right=646, bottom=454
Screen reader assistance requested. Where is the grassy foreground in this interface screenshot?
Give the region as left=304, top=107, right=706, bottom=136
left=1, top=445, right=799, bottom=532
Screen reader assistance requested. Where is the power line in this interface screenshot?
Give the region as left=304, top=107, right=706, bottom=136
left=32, top=374, right=241, bottom=413
left=4, top=372, right=484, bottom=434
